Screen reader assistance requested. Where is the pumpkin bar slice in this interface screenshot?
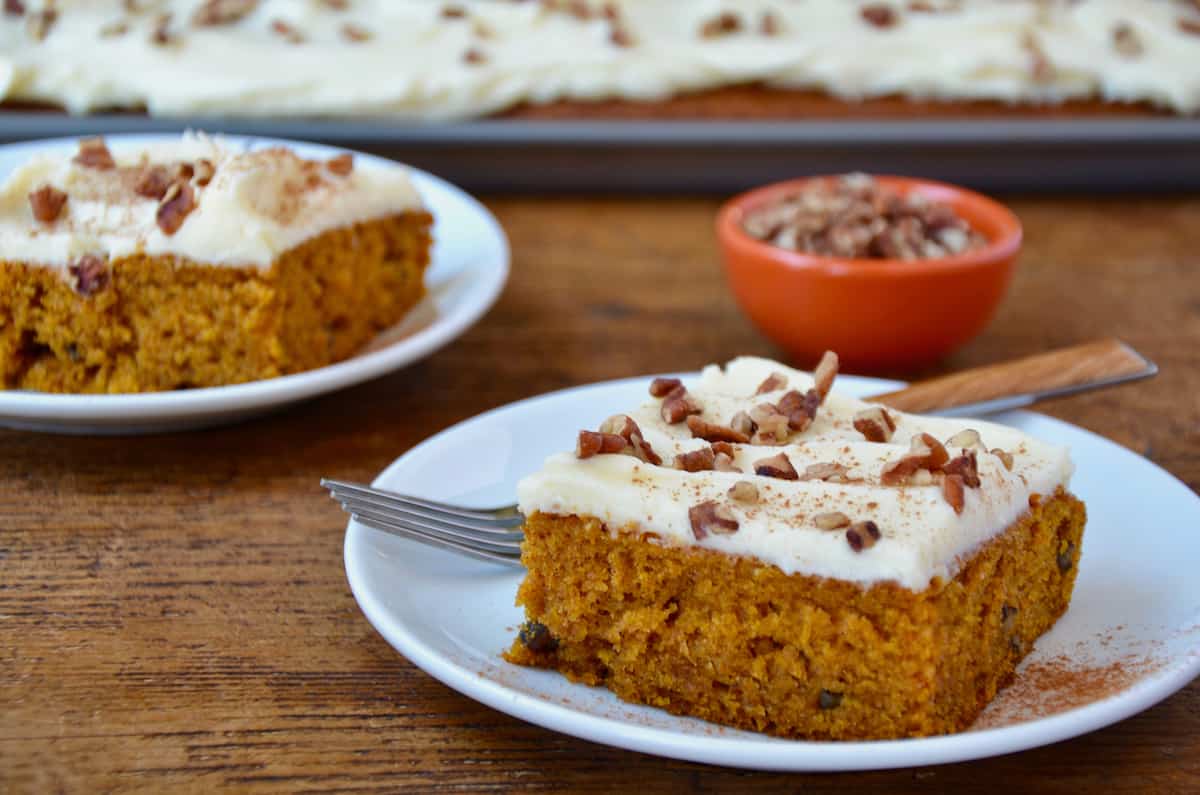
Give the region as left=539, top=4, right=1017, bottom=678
left=0, top=133, right=431, bottom=393
left=507, top=354, right=1085, bottom=740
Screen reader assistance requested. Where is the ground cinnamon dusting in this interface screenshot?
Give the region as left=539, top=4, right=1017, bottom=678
left=973, top=650, right=1162, bottom=729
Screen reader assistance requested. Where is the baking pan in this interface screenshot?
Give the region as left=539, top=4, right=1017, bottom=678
left=2, top=111, right=1197, bottom=193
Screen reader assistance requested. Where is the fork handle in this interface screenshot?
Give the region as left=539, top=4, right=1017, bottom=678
left=868, top=339, right=1156, bottom=416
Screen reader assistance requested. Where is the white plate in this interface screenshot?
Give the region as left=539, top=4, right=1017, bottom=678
left=344, top=374, right=1200, bottom=772
left=0, top=134, right=509, bottom=434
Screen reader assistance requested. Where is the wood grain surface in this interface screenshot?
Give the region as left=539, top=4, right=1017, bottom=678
left=2, top=192, right=1199, bottom=793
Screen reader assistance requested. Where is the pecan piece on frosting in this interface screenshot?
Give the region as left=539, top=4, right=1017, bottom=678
left=749, top=404, right=790, bottom=445
left=846, top=520, right=882, bottom=552
left=812, top=350, right=838, bottom=400
left=675, top=446, right=715, bottom=473
left=194, top=158, right=215, bottom=187
left=191, top=0, right=258, bottom=26
left=942, top=474, right=966, bottom=514
left=700, top=11, right=741, bottom=38
left=28, top=185, right=67, bottom=223
left=800, top=462, right=854, bottom=483
left=342, top=22, right=372, bottom=42
left=660, top=385, right=702, bottom=424
left=853, top=407, right=896, bottom=443
left=270, top=18, right=305, bottom=43
left=943, top=450, right=981, bottom=488
left=156, top=181, right=196, bottom=235
left=575, top=430, right=627, bottom=459
left=729, top=410, right=756, bottom=438
left=133, top=166, right=175, bottom=200
left=686, top=415, right=749, bottom=444
left=753, top=452, right=798, bottom=481
left=945, top=428, right=983, bottom=450
left=68, top=255, right=110, bottom=297
left=814, top=511, right=851, bottom=531
left=728, top=480, right=759, bottom=503
left=5, top=0, right=26, bottom=17
left=648, top=377, right=682, bottom=397
left=688, top=500, right=739, bottom=540
left=860, top=4, right=898, bottom=29
left=73, top=138, right=115, bottom=171
left=754, top=371, right=787, bottom=395
left=991, top=448, right=1015, bottom=471
left=327, top=153, right=354, bottom=176
left=599, top=414, right=662, bottom=465
left=1112, top=21, right=1143, bottom=57
left=880, top=433, right=949, bottom=485
left=776, top=389, right=820, bottom=432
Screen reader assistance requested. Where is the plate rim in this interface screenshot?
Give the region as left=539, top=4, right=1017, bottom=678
left=343, top=372, right=1200, bottom=771
left=0, top=132, right=510, bottom=424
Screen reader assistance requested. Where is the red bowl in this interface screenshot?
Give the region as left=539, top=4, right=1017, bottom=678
left=716, top=175, right=1022, bottom=372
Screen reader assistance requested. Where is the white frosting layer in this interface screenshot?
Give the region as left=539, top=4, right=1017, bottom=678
left=0, top=133, right=422, bottom=270
left=1, top=1, right=1199, bottom=117
left=518, top=357, right=1075, bottom=591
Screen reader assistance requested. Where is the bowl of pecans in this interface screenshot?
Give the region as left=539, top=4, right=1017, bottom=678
left=716, top=174, right=1022, bottom=371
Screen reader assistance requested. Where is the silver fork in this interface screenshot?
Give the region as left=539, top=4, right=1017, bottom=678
left=321, top=478, right=525, bottom=567
left=324, top=340, right=1156, bottom=568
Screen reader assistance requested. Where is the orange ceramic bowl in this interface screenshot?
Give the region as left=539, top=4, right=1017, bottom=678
left=716, top=175, right=1022, bottom=372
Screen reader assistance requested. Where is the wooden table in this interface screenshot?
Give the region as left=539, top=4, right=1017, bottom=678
left=3, top=194, right=1198, bottom=793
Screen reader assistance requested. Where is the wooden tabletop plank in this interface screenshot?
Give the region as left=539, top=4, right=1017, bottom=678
left=2, top=194, right=1198, bottom=792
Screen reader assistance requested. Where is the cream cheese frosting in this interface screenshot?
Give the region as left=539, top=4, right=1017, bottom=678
left=517, top=357, right=1075, bottom=591
left=1, top=1, right=1198, bottom=118
left=0, top=133, right=422, bottom=271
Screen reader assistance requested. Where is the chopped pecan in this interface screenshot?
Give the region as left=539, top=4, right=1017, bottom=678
left=846, top=521, right=882, bottom=552
left=991, top=448, right=1015, bottom=471
left=68, top=255, right=110, bottom=297
left=101, top=20, right=130, bottom=37
left=754, top=452, right=798, bottom=481
left=1022, top=31, right=1053, bottom=82
left=713, top=452, right=740, bottom=473
left=26, top=8, right=55, bottom=39
left=191, top=0, right=258, bottom=26
left=648, top=376, right=682, bottom=397
left=1112, top=21, right=1142, bottom=57
left=945, top=428, right=982, bottom=450
left=729, top=411, right=755, bottom=438
left=441, top=4, right=466, bottom=18
left=943, top=450, right=980, bottom=488
left=150, top=13, right=177, bottom=45
left=728, top=481, right=759, bottom=503
left=271, top=18, right=304, bottom=43
left=660, top=385, right=702, bottom=424
left=576, top=430, right=627, bottom=459
left=133, top=166, right=174, bottom=200
left=880, top=433, right=949, bottom=485
left=194, top=158, right=215, bottom=187
left=609, top=26, right=634, bottom=47
left=342, top=22, right=372, bottom=42
left=4, top=0, right=25, bottom=16
left=28, top=185, right=67, bottom=223
left=686, top=415, right=749, bottom=444
left=860, top=3, right=898, bottom=28
left=599, top=414, right=661, bottom=465
left=812, top=350, right=838, bottom=399
left=73, top=138, right=115, bottom=171
left=814, top=511, right=851, bottom=530
left=799, top=462, right=854, bottom=483
left=675, top=446, right=715, bottom=473
left=754, top=371, right=787, bottom=395
left=156, top=181, right=196, bottom=235
left=853, top=407, right=896, bottom=442
left=942, top=473, right=966, bottom=514
left=760, top=10, right=780, bottom=35
left=688, top=500, right=739, bottom=540
left=327, top=153, right=354, bottom=176
left=700, top=11, right=741, bottom=37
left=1179, top=17, right=1200, bottom=36
left=749, top=404, right=790, bottom=445
left=777, top=389, right=820, bottom=432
